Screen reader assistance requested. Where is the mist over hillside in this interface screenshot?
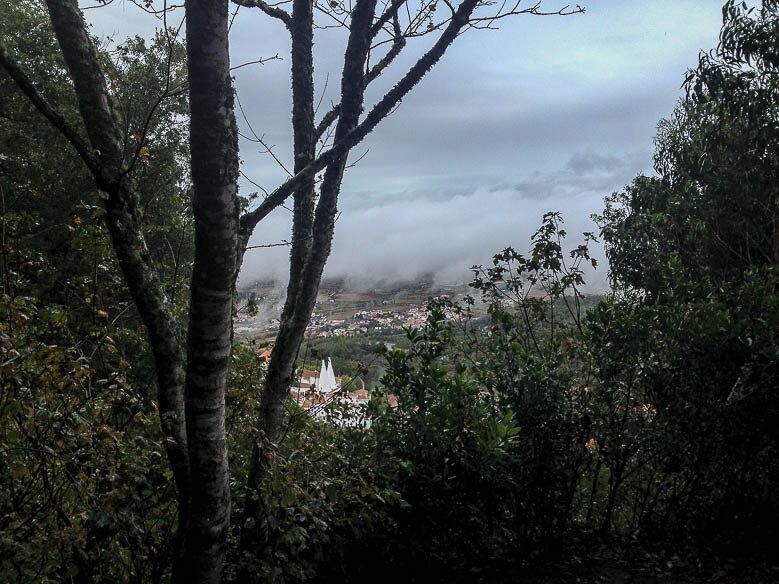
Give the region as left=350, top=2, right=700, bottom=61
left=239, top=174, right=618, bottom=292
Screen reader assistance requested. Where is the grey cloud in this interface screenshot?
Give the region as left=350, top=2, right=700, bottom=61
left=567, top=151, right=625, bottom=173
left=81, top=0, right=722, bottom=297
left=238, top=161, right=626, bottom=293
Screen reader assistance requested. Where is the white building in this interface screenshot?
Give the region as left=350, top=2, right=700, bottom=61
left=290, top=357, right=372, bottom=426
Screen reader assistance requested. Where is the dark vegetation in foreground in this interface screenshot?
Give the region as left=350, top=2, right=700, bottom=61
left=1, top=1, right=778, bottom=582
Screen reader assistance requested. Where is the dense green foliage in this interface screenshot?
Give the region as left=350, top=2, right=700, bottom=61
left=1, top=1, right=777, bottom=582
left=589, top=0, right=779, bottom=551
left=1, top=3, right=191, bottom=580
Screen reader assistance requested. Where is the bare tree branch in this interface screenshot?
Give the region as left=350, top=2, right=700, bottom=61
left=236, top=94, right=293, bottom=177
left=24, top=5, right=193, bottom=570
left=231, top=0, right=292, bottom=26
left=257, top=0, right=379, bottom=462
left=370, top=0, right=405, bottom=36
left=230, top=53, right=282, bottom=70
left=45, top=0, right=125, bottom=176
left=122, top=1, right=186, bottom=177
left=316, top=13, right=405, bottom=139
left=241, top=0, right=481, bottom=239
left=315, top=103, right=342, bottom=140
left=0, top=43, right=100, bottom=175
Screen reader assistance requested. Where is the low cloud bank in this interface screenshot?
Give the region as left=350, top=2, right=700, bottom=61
left=238, top=155, right=636, bottom=293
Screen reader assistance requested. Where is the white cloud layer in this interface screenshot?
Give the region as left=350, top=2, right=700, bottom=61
left=238, top=150, right=636, bottom=291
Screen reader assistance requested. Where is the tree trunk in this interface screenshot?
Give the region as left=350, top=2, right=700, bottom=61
left=241, top=0, right=482, bottom=487
left=262, top=0, right=377, bottom=447
left=41, top=0, right=193, bottom=567
left=239, top=0, right=317, bottom=554
left=238, top=0, right=377, bottom=571
left=182, top=1, right=239, bottom=582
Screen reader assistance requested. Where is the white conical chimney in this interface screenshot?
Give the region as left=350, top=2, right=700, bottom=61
left=315, top=358, right=337, bottom=393
left=318, top=359, right=328, bottom=393
left=327, top=357, right=336, bottom=389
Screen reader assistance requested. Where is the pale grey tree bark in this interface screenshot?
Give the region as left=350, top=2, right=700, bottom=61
left=181, top=1, right=239, bottom=581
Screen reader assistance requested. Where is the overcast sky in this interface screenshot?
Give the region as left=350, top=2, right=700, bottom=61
left=83, top=0, right=723, bottom=289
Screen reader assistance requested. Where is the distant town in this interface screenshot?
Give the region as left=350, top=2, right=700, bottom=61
left=235, top=278, right=473, bottom=341
left=234, top=278, right=475, bottom=420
